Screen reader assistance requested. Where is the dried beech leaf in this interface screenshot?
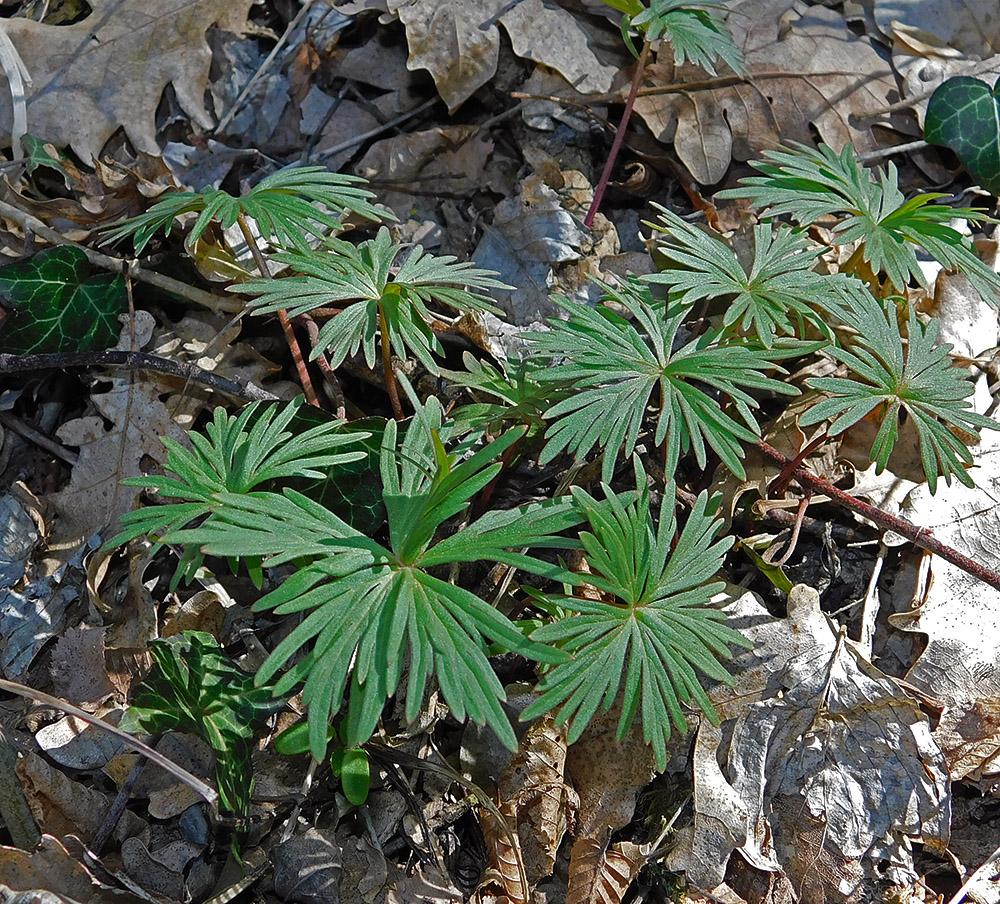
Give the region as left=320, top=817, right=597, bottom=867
left=383, top=0, right=620, bottom=111
left=670, top=586, right=951, bottom=898
left=566, top=839, right=649, bottom=904
left=564, top=709, right=657, bottom=904
left=16, top=751, right=147, bottom=843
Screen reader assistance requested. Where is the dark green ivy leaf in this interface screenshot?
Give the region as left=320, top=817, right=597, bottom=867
left=0, top=246, right=127, bottom=354
left=925, top=76, right=1000, bottom=196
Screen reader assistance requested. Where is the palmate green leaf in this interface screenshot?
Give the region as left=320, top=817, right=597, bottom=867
left=105, top=397, right=367, bottom=586
left=628, top=0, right=745, bottom=76
left=0, top=246, right=126, bottom=354
left=717, top=141, right=1000, bottom=304
left=799, top=301, right=999, bottom=492
left=127, top=631, right=278, bottom=818
left=163, top=394, right=582, bottom=760
left=102, top=166, right=385, bottom=254
left=645, top=206, right=868, bottom=346
left=528, top=279, right=796, bottom=482
left=522, top=464, right=749, bottom=770
left=238, top=226, right=511, bottom=375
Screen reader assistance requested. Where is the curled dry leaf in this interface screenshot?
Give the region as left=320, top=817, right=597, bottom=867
left=367, top=0, right=621, bottom=111
left=478, top=712, right=577, bottom=902
left=668, top=585, right=950, bottom=900
left=0, top=0, right=255, bottom=161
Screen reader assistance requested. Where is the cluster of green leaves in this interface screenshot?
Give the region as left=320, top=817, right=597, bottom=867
left=528, top=277, right=797, bottom=483
left=523, top=463, right=749, bottom=768
left=237, top=225, right=511, bottom=374
left=100, top=128, right=1000, bottom=792
left=716, top=141, right=1000, bottom=305
left=117, top=389, right=592, bottom=760
left=102, top=166, right=385, bottom=254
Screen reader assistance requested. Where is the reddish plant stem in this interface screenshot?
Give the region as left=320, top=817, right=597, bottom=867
left=584, top=37, right=651, bottom=229
left=295, top=315, right=347, bottom=418
left=767, top=430, right=829, bottom=498
left=236, top=213, right=320, bottom=407
left=754, top=440, right=1000, bottom=593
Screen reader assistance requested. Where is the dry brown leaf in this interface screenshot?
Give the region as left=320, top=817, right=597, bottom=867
left=16, top=749, right=147, bottom=843
left=669, top=585, right=951, bottom=900
left=355, top=126, right=494, bottom=221
left=566, top=838, right=649, bottom=904
left=49, top=625, right=114, bottom=706
left=564, top=709, right=657, bottom=904
left=377, top=0, right=621, bottom=111
left=0, top=0, right=254, bottom=161
left=479, top=712, right=577, bottom=902
left=0, top=834, right=146, bottom=904
left=633, top=0, right=898, bottom=185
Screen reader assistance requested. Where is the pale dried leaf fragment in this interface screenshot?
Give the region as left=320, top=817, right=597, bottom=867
left=0, top=833, right=147, bottom=904
left=16, top=750, right=147, bottom=843
left=0, top=0, right=255, bottom=162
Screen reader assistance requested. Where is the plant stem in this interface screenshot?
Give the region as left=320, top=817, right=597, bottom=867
left=379, top=304, right=404, bottom=420
left=584, top=36, right=651, bottom=228
left=767, top=430, right=828, bottom=498
left=235, top=212, right=320, bottom=407
left=754, top=440, right=1000, bottom=592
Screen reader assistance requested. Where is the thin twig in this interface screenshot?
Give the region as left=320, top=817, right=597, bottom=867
left=379, top=305, right=404, bottom=420
left=754, top=440, right=1000, bottom=592
left=585, top=38, right=651, bottom=228
left=91, top=753, right=147, bottom=855
left=0, top=411, right=78, bottom=465
left=0, top=198, right=244, bottom=313
left=310, top=97, right=440, bottom=166
left=0, top=351, right=279, bottom=402
left=215, top=0, right=318, bottom=134
left=0, top=678, right=219, bottom=810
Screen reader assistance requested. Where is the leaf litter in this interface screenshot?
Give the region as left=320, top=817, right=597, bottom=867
left=3, top=0, right=1000, bottom=903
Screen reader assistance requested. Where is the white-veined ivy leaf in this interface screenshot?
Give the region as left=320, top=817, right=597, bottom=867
left=127, top=631, right=279, bottom=818
left=0, top=246, right=126, bottom=354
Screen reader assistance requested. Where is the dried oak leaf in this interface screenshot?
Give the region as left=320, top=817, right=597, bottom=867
left=0, top=0, right=255, bottom=161
left=633, top=0, right=898, bottom=185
